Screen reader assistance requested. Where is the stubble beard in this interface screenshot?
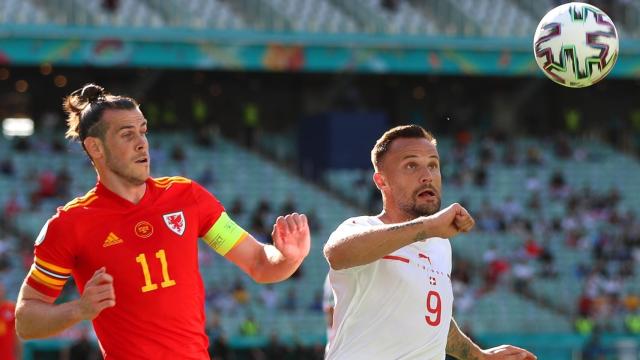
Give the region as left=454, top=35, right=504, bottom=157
left=105, top=151, right=148, bottom=186
left=401, top=196, right=442, bottom=219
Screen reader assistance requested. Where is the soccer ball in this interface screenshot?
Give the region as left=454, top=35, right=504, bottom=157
left=533, top=2, right=618, bottom=88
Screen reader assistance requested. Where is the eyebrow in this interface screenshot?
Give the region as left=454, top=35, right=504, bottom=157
left=117, top=121, right=148, bottom=132
left=401, top=154, right=439, bottom=161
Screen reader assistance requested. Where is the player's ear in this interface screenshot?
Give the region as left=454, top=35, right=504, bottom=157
left=373, top=172, right=386, bottom=190
left=84, top=137, right=104, bottom=160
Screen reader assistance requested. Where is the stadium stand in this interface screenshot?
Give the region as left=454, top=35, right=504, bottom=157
left=2, top=0, right=640, bottom=359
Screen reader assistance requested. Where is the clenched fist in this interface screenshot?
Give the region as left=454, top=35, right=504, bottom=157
left=423, top=203, right=475, bottom=239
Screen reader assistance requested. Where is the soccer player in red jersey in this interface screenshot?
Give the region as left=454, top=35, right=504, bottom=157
left=15, top=84, right=311, bottom=359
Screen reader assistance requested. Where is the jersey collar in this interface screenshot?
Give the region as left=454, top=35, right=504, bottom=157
left=95, top=178, right=155, bottom=209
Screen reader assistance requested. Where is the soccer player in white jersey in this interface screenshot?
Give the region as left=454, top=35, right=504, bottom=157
left=323, top=125, right=536, bottom=360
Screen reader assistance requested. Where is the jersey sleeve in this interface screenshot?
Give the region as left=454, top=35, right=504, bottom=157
left=26, top=213, right=75, bottom=298
left=191, top=181, right=248, bottom=256
left=327, top=217, right=376, bottom=273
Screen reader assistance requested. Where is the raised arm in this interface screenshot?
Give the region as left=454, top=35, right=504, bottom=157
left=225, top=213, right=310, bottom=283
left=446, top=318, right=537, bottom=360
left=323, top=203, right=474, bottom=270
left=15, top=267, right=115, bottom=339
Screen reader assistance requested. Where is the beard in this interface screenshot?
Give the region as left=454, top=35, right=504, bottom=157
left=399, top=185, right=442, bottom=219
left=400, top=197, right=441, bottom=219
left=105, top=148, right=148, bottom=186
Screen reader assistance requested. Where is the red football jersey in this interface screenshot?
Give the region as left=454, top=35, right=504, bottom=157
left=0, top=301, right=17, bottom=360
left=27, top=177, right=246, bottom=359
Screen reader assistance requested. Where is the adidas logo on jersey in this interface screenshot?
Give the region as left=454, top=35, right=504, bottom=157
left=103, top=232, right=123, bottom=247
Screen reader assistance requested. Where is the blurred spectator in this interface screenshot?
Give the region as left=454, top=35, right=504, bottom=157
left=512, top=258, right=534, bottom=295
left=538, top=243, right=557, bottom=278
left=482, top=246, right=509, bottom=290
left=625, top=309, right=640, bottom=335
left=149, top=143, right=167, bottom=169
left=525, top=146, right=543, bottom=165
left=102, top=0, right=119, bottom=12
left=3, top=191, right=24, bottom=221
left=472, top=166, right=487, bottom=187
left=32, top=169, right=57, bottom=203
left=209, top=333, right=231, bottom=360
left=500, top=196, right=522, bottom=223
left=578, top=292, right=594, bottom=318
left=259, top=284, right=279, bottom=310
left=553, top=135, right=573, bottom=159
left=306, top=209, right=321, bottom=232
left=502, top=141, right=518, bottom=166
left=476, top=200, right=503, bottom=232
left=309, top=290, right=323, bottom=313
left=198, top=168, right=215, bottom=187
left=229, top=197, right=245, bottom=218
left=0, top=283, right=18, bottom=360
left=381, top=0, right=399, bottom=12
left=206, top=311, right=230, bottom=359
left=170, top=144, right=187, bottom=164
left=264, top=333, right=287, bottom=359
left=452, top=260, right=475, bottom=313
left=581, top=329, right=606, bottom=359
left=524, top=171, right=542, bottom=192
left=523, top=237, right=542, bottom=259
left=56, top=167, right=72, bottom=199
left=242, top=102, right=260, bottom=149
left=239, top=314, right=259, bottom=337
left=623, top=293, right=640, bottom=313
left=0, top=158, right=14, bottom=176
left=549, top=170, right=569, bottom=198
left=232, top=279, right=250, bottom=306
left=280, top=197, right=296, bottom=215
left=282, top=288, right=298, bottom=312
left=13, top=137, right=31, bottom=152
left=63, top=325, right=98, bottom=360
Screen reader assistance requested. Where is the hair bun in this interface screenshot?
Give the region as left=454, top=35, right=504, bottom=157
left=79, top=84, right=105, bottom=103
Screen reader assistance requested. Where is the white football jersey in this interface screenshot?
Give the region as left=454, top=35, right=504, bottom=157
left=325, top=216, right=453, bottom=360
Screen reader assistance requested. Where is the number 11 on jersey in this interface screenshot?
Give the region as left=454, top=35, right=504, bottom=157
left=135, top=249, right=176, bottom=293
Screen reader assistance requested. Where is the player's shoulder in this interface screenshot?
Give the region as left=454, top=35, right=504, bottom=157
left=330, top=216, right=379, bottom=239
left=151, top=176, right=193, bottom=189
left=59, top=187, right=99, bottom=214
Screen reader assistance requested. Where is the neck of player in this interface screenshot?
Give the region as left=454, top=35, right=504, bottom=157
left=98, top=171, right=147, bottom=204
left=377, top=207, right=416, bottom=225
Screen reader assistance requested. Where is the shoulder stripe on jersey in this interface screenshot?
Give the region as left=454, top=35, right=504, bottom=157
left=34, top=257, right=72, bottom=274
left=154, top=176, right=191, bottom=184
left=62, top=191, right=98, bottom=211
left=153, top=176, right=191, bottom=188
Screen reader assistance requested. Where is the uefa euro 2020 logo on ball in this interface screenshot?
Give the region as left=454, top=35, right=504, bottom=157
left=533, top=2, right=619, bottom=88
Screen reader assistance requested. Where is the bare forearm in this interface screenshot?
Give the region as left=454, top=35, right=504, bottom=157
left=251, top=244, right=302, bottom=283
left=324, top=217, right=431, bottom=270
left=15, top=299, right=82, bottom=339
left=446, top=318, right=484, bottom=360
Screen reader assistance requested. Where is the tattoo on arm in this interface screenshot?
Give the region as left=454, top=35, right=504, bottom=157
left=386, top=219, right=428, bottom=243
left=446, top=318, right=482, bottom=360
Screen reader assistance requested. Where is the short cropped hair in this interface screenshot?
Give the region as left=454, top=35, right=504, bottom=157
left=371, top=125, right=437, bottom=171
